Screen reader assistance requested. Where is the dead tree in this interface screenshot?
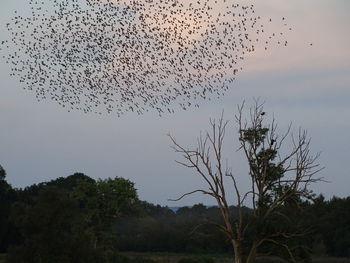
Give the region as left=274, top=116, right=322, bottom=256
left=168, top=100, right=323, bottom=263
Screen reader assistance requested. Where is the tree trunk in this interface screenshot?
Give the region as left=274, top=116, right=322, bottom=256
left=246, top=243, right=258, bottom=263
left=232, top=239, right=258, bottom=263
left=232, top=239, right=243, bottom=263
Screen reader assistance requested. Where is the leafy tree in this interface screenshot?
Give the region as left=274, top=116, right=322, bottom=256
left=72, top=176, right=138, bottom=250
left=13, top=173, right=95, bottom=207
left=8, top=187, right=99, bottom=263
left=310, top=196, right=350, bottom=257
left=169, top=100, right=323, bottom=263
left=6, top=174, right=139, bottom=263
left=0, top=165, right=17, bottom=252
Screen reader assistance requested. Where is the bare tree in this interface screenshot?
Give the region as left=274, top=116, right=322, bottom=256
left=168, top=100, right=323, bottom=263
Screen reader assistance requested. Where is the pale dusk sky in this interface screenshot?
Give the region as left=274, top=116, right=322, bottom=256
left=0, top=0, right=349, bottom=206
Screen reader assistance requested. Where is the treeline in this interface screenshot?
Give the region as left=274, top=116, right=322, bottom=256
left=0, top=167, right=139, bottom=263
left=1, top=166, right=350, bottom=262
left=114, top=197, right=350, bottom=259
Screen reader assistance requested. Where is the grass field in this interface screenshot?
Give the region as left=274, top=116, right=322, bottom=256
left=0, top=252, right=349, bottom=263
left=312, top=259, right=350, bottom=263
left=121, top=252, right=234, bottom=263
left=122, top=252, right=350, bottom=263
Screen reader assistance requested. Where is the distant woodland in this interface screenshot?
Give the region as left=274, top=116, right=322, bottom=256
left=1, top=167, right=350, bottom=263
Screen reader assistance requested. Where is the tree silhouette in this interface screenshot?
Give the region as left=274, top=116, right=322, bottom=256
left=169, top=100, right=323, bottom=263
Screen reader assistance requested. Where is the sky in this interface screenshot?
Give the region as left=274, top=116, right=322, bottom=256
left=0, top=0, right=349, bottom=206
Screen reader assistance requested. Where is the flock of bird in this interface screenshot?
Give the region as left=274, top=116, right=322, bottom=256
left=1, top=0, right=292, bottom=116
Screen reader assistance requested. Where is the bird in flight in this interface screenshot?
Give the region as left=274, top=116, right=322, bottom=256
left=1, top=0, right=292, bottom=116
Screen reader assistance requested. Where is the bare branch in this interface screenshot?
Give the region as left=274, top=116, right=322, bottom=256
left=168, top=189, right=215, bottom=202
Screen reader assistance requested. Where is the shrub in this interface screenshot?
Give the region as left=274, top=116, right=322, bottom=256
left=178, top=256, right=215, bottom=263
